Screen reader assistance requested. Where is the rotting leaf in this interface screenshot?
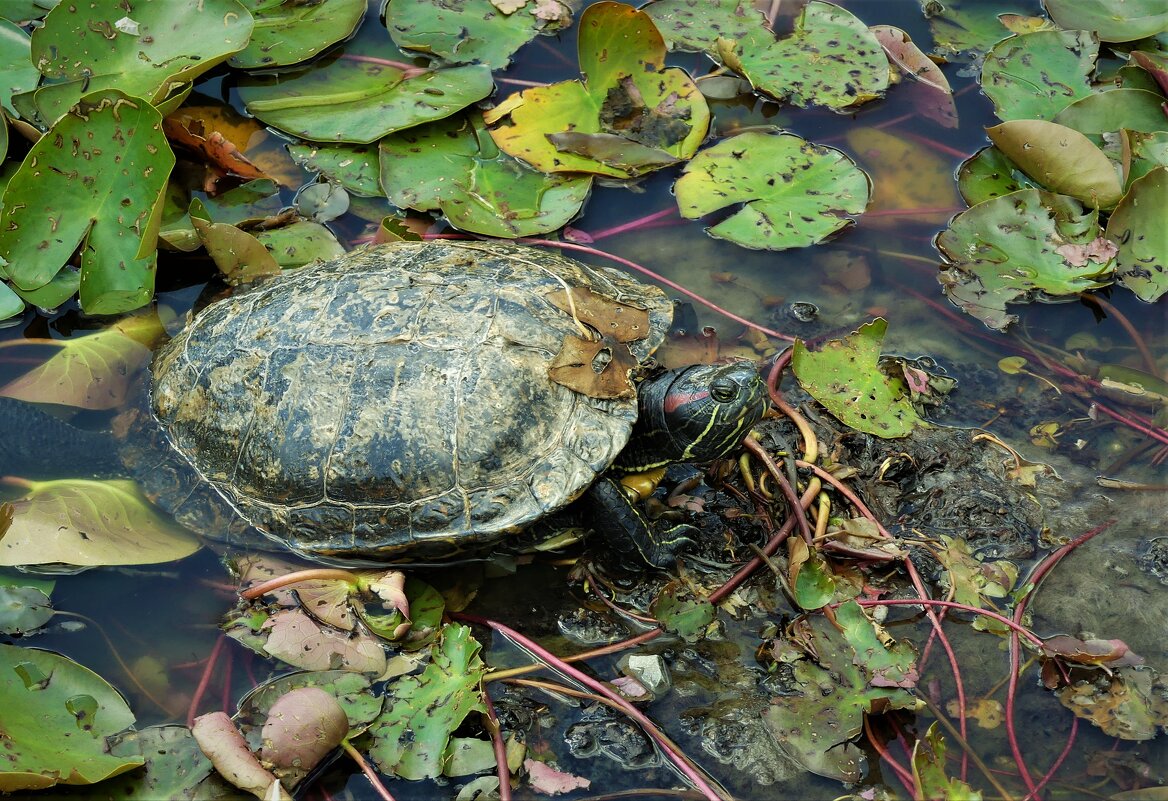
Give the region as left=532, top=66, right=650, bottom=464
left=0, top=311, right=164, bottom=410
left=191, top=712, right=289, bottom=801
left=674, top=128, right=869, bottom=251
left=0, top=90, right=174, bottom=315
left=366, top=623, right=487, bottom=781
left=0, top=478, right=201, bottom=568
left=545, top=287, right=651, bottom=343
left=871, top=25, right=957, bottom=128
left=547, top=335, right=639, bottom=400
left=1055, top=666, right=1168, bottom=740
left=189, top=205, right=282, bottom=287
left=259, top=687, right=349, bottom=787
left=791, top=319, right=926, bottom=439
left=0, top=643, right=144, bottom=791
left=649, top=581, right=715, bottom=642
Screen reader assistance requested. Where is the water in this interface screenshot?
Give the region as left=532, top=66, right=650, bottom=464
left=2, top=0, right=1165, bottom=798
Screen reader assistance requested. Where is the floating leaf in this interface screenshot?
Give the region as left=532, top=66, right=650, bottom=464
left=231, top=0, right=365, bottom=69
left=791, top=319, right=926, bottom=438
left=0, top=478, right=201, bottom=567
left=1106, top=166, right=1168, bottom=302
left=641, top=0, right=769, bottom=54
left=191, top=712, right=288, bottom=801
left=386, top=0, right=570, bottom=69
left=0, top=19, right=38, bottom=116
left=0, top=311, right=165, bottom=410
left=717, top=1, right=888, bottom=111
left=986, top=120, right=1123, bottom=209
left=1043, top=0, right=1168, bottom=43
left=483, top=1, right=709, bottom=178
left=924, top=0, right=1027, bottom=62
left=255, top=222, right=346, bottom=267
left=257, top=608, right=387, bottom=675
left=0, top=577, right=53, bottom=635
left=238, top=47, right=493, bottom=144
left=845, top=127, right=959, bottom=227
left=649, top=582, right=715, bottom=642
left=0, top=643, right=144, bottom=791
left=366, top=623, right=486, bottom=780
left=26, top=0, right=252, bottom=125
left=259, top=687, right=348, bottom=786
left=1052, top=89, right=1168, bottom=135
left=99, top=726, right=222, bottom=799
left=237, top=670, right=382, bottom=735
left=674, top=129, right=869, bottom=250
left=379, top=114, right=591, bottom=237
left=0, top=281, right=22, bottom=322
left=288, top=143, right=383, bottom=198
left=190, top=214, right=282, bottom=287
left=872, top=25, right=957, bottom=128
left=0, top=90, right=174, bottom=315
left=936, top=190, right=1115, bottom=330
left=980, top=30, right=1097, bottom=121
left=956, top=146, right=1040, bottom=206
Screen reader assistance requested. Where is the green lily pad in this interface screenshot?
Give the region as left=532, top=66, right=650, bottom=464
left=380, top=114, right=591, bottom=238
left=674, top=129, right=869, bottom=251
left=649, top=583, right=716, bottom=642
left=936, top=189, right=1115, bottom=330
left=1043, top=0, right=1168, bottom=43
left=986, top=120, right=1123, bottom=209
left=1106, top=166, right=1168, bottom=302
left=0, top=644, right=144, bottom=791
left=483, top=1, right=709, bottom=179
left=0, top=577, right=53, bottom=635
left=366, top=623, right=487, bottom=780
left=238, top=52, right=494, bottom=144
left=956, top=145, right=1040, bottom=206
left=0, top=281, right=23, bottom=322
left=717, top=1, right=889, bottom=110
left=288, top=143, right=383, bottom=198
left=981, top=30, right=1097, bottom=121
left=11, top=266, right=80, bottom=311
left=761, top=600, right=921, bottom=781
left=27, top=0, right=252, bottom=126
left=791, top=318, right=925, bottom=439
left=255, top=222, right=347, bottom=267
left=386, top=0, right=570, bottom=69
left=641, top=0, right=768, bottom=54
left=0, top=19, right=38, bottom=116
left=0, top=90, right=174, bottom=315
left=230, top=0, right=366, bottom=69
left=160, top=179, right=284, bottom=252
left=923, top=0, right=1029, bottom=61
left=1052, top=89, right=1168, bottom=135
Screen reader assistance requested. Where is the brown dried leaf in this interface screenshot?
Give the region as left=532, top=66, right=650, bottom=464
left=191, top=216, right=282, bottom=286
left=545, top=287, right=651, bottom=342
left=547, top=335, right=637, bottom=399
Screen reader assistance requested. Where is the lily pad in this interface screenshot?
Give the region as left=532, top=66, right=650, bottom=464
left=26, top=0, right=252, bottom=126
left=791, top=319, right=925, bottom=439
left=1106, top=166, right=1168, bottom=302
left=0, top=644, right=144, bottom=791
left=641, top=0, right=769, bottom=54
left=0, top=478, right=201, bottom=567
left=386, top=0, right=570, bottom=69
left=674, top=129, right=869, bottom=250
left=366, top=623, right=487, bottom=780
left=845, top=127, right=959, bottom=228
left=0, top=580, right=53, bottom=635
left=380, top=114, right=592, bottom=237
left=957, top=145, right=1040, bottom=206
left=936, top=189, right=1116, bottom=330
left=483, top=1, right=709, bottom=179
left=0, top=19, right=38, bottom=116
left=238, top=49, right=494, bottom=144
left=980, top=30, right=1098, bottom=121
left=923, top=0, right=1028, bottom=61
left=1043, top=0, right=1168, bottom=43
left=1123, top=128, right=1168, bottom=186
left=717, top=1, right=889, bottom=111
left=288, top=143, right=383, bottom=198
left=255, top=222, right=346, bottom=267
left=985, top=120, right=1123, bottom=209
left=0, top=90, right=174, bottom=315
left=0, top=281, right=23, bottom=322
left=1052, top=89, right=1168, bottom=135
left=231, top=0, right=366, bottom=69
left=237, top=670, right=383, bottom=735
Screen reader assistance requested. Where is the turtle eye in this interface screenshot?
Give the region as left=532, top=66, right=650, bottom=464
left=710, top=377, right=739, bottom=403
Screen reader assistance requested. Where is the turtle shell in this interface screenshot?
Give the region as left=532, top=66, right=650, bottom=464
left=150, top=240, right=673, bottom=560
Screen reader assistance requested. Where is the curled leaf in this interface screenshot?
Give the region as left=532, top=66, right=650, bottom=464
left=191, top=712, right=289, bottom=801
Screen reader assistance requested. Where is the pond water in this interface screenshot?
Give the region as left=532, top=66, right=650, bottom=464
left=2, top=0, right=1166, bottom=799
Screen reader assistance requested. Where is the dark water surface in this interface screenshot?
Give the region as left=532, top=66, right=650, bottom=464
left=2, top=1, right=1165, bottom=799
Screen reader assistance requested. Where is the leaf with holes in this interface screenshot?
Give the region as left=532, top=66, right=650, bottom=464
left=641, top=0, right=768, bottom=55
left=0, top=90, right=174, bottom=315
left=231, top=0, right=365, bottom=69
left=791, top=319, right=925, bottom=438
left=980, top=30, right=1097, bottom=121
left=1107, top=167, right=1168, bottom=302
left=674, top=129, right=869, bottom=250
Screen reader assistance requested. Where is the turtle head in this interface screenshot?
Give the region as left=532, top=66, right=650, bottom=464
left=616, top=362, right=769, bottom=472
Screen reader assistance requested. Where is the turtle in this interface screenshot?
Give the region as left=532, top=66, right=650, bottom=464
left=137, top=240, right=768, bottom=566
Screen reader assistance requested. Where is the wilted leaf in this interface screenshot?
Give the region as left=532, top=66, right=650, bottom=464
left=0, top=643, right=144, bottom=791
left=912, top=724, right=984, bottom=800
left=545, top=287, right=652, bottom=342
left=718, top=1, right=888, bottom=111
left=871, top=25, right=957, bottom=128
left=189, top=210, right=282, bottom=287
left=259, top=608, right=387, bottom=675
left=649, top=582, right=715, bottom=642
left=1042, top=635, right=1144, bottom=668
left=980, top=30, right=1097, bottom=121
left=675, top=129, right=869, bottom=250
left=1107, top=167, right=1168, bottom=302
left=0, top=312, right=164, bottom=409
left=936, top=190, right=1115, bottom=330
left=0, top=478, right=200, bottom=567
left=945, top=698, right=1004, bottom=729
left=1056, top=666, right=1168, bottom=740
left=366, top=623, right=487, bottom=780
left=231, top=0, right=365, bottom=69
left=191, top=712, right=288, bottom=801
left=792, top=319, right=926, bottom=438
left=547, top=335, right=639, bottom=399
left=525, top=758, right=591, bottom=793
left=259, top=687, right=348, bottom=786
left=935, top=536, right=1019, bottom=611
left=162, top=112, right=265, bottom=182
left=387, top=0, right=569, bottom=69
left=0, top=90, right=174, bottom=314
left=788, top=537, right=837, bottom=611
left=483, top=1, right=709, bottom=178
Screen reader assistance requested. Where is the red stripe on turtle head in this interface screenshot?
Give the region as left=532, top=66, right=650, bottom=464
left=663, top=388, right=710, bottom=415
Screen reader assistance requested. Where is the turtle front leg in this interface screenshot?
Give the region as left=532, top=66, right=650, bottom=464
left=585, top=477, right=696, bottom=568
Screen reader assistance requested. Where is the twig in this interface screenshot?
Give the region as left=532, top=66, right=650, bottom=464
left=340, top=738, right=397, bottom=801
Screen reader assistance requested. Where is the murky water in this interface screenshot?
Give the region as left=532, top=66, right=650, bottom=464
left=2, top=0, right=1165, bottom=799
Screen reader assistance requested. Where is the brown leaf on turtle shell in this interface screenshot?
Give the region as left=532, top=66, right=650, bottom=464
left=545, top=287, right=651, bottom=342
left=547, top=334, right=638, bottom=399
